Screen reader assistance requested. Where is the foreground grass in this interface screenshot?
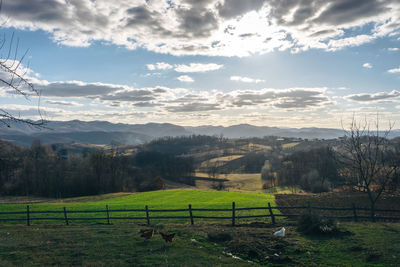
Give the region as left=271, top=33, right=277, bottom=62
left=289, top=222, right=400, bottom=266
left=0, top=223, right=253, bottom=266
left=0, top=221, right=398, bottom=266
left=0, top=190, right=277, bottom=225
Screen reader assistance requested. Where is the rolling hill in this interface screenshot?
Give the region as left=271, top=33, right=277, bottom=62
left=1, top=119, right=400, bottom=146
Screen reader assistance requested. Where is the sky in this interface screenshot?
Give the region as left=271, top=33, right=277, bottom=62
left=1, top=0, right=400, bottom=128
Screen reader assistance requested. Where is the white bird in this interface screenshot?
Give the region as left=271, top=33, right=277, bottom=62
left=273, top=227, right=285, bottom=237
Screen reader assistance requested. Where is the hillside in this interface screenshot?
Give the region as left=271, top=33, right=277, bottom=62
left=5, top=119, right=400, bottom=147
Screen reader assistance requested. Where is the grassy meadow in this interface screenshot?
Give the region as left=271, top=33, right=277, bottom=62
left=0, top=219, right=398, bottom=266
left=0, top=190, right=277, bottom=225
left=0, top=190, right=399, bottom=265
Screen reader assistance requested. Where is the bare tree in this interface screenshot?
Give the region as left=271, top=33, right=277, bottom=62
left=339, top=115, right=398, bottom=220
left=0, top=5, right=45, bottom=128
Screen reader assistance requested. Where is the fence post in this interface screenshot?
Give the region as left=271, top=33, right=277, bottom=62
left=63, top=207, right=69, bottom=225
left=232, top=202, right=236, bottom=227
left=352, top=203, right=358, bottom=222
left=106, top=205, right=110, bottom=225
left=26, top=205, right=30, bottom=226
left=189, top=204, right=194, bottom=225
left=268, top=202, right=275, bottom=224
left=307, top=202, right=312, bottom=214
left=145, top=205, right=150, bottom=225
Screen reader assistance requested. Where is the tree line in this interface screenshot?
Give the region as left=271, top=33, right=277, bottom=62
left=0, top=140, right=194, bottom=198
left=262, top=147, right=341, bottom=193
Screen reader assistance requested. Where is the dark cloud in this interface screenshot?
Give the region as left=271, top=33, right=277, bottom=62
left=125, top=6, right=173, bottom=37
left=3, top=0, right=69, bottom=24
left=45, top=100, right=79, bottom=106
left=175, top=8, right=218, bottom=38
left=166, top=103, right=220, bottom=112
left=184, top=0, right=216, bottom=7
left=231, top=89, right=331, bottom=109
left=3, top=0, right=108, bottom=33
left=102, top=89, right=155, bottom=102
left=38, top=82, right=120, bottom=97
left=239, top=33, right=256, bottom=38
left=345, top=90, right=400, bottom=102
left=153, top=88, right=168, bottom=93
left=133, top=102, right=163, bottom=107
left=3, top=0, right=399, bottom=56
left=36, top=81, right=171, bottom=107
left=309, top=29, right=337, bottom=37
left=314, top=0, right=390, bottom=26
left=167, top=94, right=208, bottom=103
left=126, top=6, right=152, bottom=25
left=217, top=0, right=265, bottom=19
left=268, top=0, right=393, bottom=27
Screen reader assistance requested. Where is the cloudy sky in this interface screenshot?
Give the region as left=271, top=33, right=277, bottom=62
left=1, top=0, right=400, bottom=128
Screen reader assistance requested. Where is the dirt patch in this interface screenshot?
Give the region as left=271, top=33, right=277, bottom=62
left=0, top=196, right=54, bottom=204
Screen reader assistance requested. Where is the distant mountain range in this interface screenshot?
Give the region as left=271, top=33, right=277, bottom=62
left=1, top=120, right=399, bottom=146
left=185, top=124, right=348, bottom=139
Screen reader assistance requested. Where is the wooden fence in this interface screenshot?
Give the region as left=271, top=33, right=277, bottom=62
left=1, top=202, right=399, bottom=226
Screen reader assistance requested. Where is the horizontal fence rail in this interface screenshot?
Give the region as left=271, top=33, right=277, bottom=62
left=0, top=202, right=399, bottom=226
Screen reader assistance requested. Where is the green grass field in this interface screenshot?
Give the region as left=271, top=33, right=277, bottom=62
left=0, top=221, right=398, bottom=266
left=0, top=190, right=399, bottom=266
left=0, top=223, right=255, bottom=266
left=0, top=190, right=277, bottom=225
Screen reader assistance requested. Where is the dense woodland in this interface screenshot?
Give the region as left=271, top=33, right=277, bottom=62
left=0, top=140, right=194, bottom=198
left=0, top=134, right=399, bottom=198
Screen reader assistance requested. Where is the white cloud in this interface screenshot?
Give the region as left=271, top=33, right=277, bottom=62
left=362, top=62, right=373, bottom=69
left=388, top=47, right=399, bottom=51
left=177, top=75, right=194, bottom=82
left=327, top=35, right=375, bottom=51
left=146, top=62, right=223, bottom=73
left=4, top=0, right=399, bottom=56
left=230, top=76, right=265, bottom=83
left=174, top=63, right=223, bottom=73
left=146, top=62, right=173, bottom=71
left=388, top=67, right=400, bottom=73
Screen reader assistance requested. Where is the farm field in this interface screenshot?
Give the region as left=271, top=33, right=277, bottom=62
left=0, top=221, right=399, bottom=266
left=281, top=142, right=299, bottom=149
left=0, top=190, right=277, bottom=225
left=0, top=190, right=399, bottom=265
left=206, top=155, right=244, bottom=164
left=195, top=173, right=263, bottom=192
left=193, top=173, right=303, bottom=194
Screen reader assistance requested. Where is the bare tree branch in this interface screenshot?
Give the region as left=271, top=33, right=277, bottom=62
left=339, top=115, right=398, bottom=220
left=0, top=2, right=45, bottom=128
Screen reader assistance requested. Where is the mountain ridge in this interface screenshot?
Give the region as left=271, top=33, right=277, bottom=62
left=1, top=120, right=399, bottom=146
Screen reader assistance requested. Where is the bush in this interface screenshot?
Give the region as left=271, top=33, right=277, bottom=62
left=310, top=183, right=330, bottom=193
left=297, top=214, right=338, bottom=235
left=212, top=181, right=226, bottom=191
left=299, top=169, right=331, bottom=193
